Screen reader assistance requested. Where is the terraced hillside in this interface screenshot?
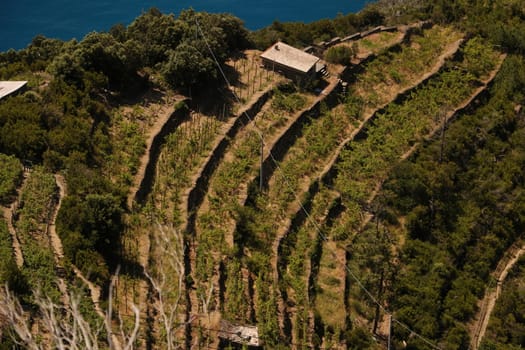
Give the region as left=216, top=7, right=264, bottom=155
left=2, top=8, right=525, bottom=349
left=231, top=25, right=467, bottom=347
left=368, top=55, right=525, bottom=349
left=119, top=23, right=510, bottom=349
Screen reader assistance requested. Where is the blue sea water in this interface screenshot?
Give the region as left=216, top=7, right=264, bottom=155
left=0, top=0, right=370, bottom=52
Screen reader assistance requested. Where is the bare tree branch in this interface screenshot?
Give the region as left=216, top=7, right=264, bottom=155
left=144, top=223, right=186, bottom=350
left=0, top=285, right=40, bottom=350
left=0, top=274, right=141, bottom=350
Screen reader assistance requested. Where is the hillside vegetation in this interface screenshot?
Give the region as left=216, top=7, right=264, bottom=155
left=1, top=1, right=525, bottom=349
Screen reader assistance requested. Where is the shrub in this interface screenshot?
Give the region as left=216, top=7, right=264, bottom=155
left=271, top=91, right=307, bottom=112
left=0, top=154, right=22, bottom=205
left=324, top=45, right=355, bottom=65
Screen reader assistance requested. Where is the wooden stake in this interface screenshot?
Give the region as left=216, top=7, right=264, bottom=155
left=388, top=314, right=392, bottom=350
left=260, top=137, right=264, bottom=191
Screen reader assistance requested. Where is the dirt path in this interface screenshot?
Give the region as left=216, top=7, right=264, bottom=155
left=1, top=172, right=29, bottom=268
left=45, top=174, right=71, bottom=308
left=48, top=174, right=117, bottom=345
left=71, top=264, right=104, bottom=315
left=70, top=263, right=126, bottom=350
left=2, top=205, right=24, bottom=268
left=49, top=174, right=66, bottom=261
left=126, top=97, right=179, bottom=209
left=51, top=174, right=103, bottom=315
left=470, top=243, right=525, bottom=349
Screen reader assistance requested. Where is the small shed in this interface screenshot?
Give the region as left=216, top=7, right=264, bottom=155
left=218, top=319, right=262, bottom=347
left=0, top=81, right=27, bottom=100
left=261, top=41, right=320, bottom=81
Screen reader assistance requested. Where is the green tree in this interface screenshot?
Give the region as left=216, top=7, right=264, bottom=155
left=162, top=43, right=217, bottom=91
left=324, top=45, right=355, bottom=65
left=127, top=8, right=180, bottom=65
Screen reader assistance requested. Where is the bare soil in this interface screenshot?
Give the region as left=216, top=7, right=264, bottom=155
left=46, top=174, right=71, bottom=307
left=2, top=203, right=24, bottom=268
left=1, top=172, right=29, bottom=268
left=126, top=92, right=181, bottom=209
left=48, top=174, right=66, bottom=261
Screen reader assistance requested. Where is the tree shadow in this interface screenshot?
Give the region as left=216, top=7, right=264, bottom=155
left=312, top=78, right=330, bottom=95
left=186, top=60, right=247, bottom=118
left=113, top=81, right=166, bottom=108
left=118, top=256, right=147, bottom=280
left=187, top=81, right=236, bottom=119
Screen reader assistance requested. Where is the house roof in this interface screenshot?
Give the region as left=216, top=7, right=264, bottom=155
left=0, top=81, right=27, bottom=100
left=261, top=41, right=320, bottom=74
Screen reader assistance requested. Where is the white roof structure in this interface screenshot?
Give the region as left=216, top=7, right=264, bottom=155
left=0, top=81, right=27, bottom=100
left=261, top=41, right=320, bottom=73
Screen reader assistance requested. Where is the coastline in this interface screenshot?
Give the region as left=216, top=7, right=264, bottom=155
left=1, top=0, right=369, bottom=52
